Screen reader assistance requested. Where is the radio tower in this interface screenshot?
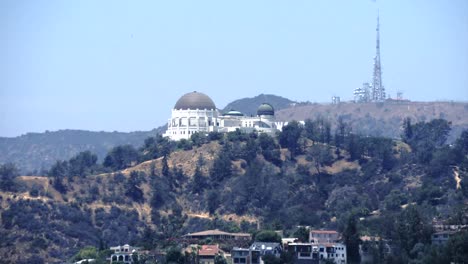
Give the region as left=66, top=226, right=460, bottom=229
left=372, top=11, right=385, bottom=101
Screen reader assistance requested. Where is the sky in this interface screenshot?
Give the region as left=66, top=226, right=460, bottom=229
left=1, top=0, right=467, bottom=137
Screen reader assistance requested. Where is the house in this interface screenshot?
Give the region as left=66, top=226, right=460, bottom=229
left=198, top=244, right=221, bottom=264
left=287, top=243, right=319, bottom=264
left=231, top=247, right=250, bottom=264
left=287, top=242, right=347, bottom=264
left=249, top=242, right=282, bottom=264
left=309, top=230, right=339, bottom=244
left=183, top=229, right=251, bottom=241
left=318, top=243, right=347, bottom=264
left=109, top=244, right=140, bottom=264
left=432, top=231, right=457, bottom=246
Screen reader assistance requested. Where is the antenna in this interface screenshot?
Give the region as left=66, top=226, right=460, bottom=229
left=371, top=9, right=385, bottom=102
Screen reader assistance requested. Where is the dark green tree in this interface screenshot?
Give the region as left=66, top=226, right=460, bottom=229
left=68, top=151, right=98, bottom=177
left=307, top=144, right=334, bottom=174
left=125, top=171, right=144, bottom=203
left=0, top=163, right=19, bottom=192
left=210, top=143, right=232, bottom=185
left=103, top=145, right=140, bottom=170
left=342, top=215, right=361, bottom=264
left=48, top=160, right=68, bottom=193
left=162, top=154, right=170, bottom=177
left=214, top=254, right=228, bottom=264
left=396, top=205, right=432, bottom=257
left=255, top=230, right=282, bottom=243
left=206, top=190, right=220, bottom=215
left=279, top=121, right=304, bottom=157
left=261, top=254, right=281, bottom=264
left=165, top=247, right=184, bottom=264
left=293, top=226, right=310, bottom=242
left=191, top=156, right=206, bottom=194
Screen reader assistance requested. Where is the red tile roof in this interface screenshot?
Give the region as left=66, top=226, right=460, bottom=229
left=198, top=245, right=219, bottom=256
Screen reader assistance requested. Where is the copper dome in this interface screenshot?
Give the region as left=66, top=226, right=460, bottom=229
left=174, top=91, right=216, bottom=110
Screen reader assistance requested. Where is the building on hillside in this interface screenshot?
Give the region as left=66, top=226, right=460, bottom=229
left=231, top=247, right=250, bottom=264
left=309, top=230, right=340, bottom=244
left=249, top=242, right=282, bottom=264
left=198, top=244, right=221, bottom=264
left=163, top=91, right=287, bottom=141
left=432, top=231, right=458, bottom=246
left=286, top=243, right=319, bottom=264
left=109, top=244, right=141, bottom=264
left=287, top=242, right=347, bottom=264
left=183, top=229, right=251, bottom=241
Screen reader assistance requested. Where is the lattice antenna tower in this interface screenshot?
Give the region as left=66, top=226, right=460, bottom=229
left=372, top=10, right=385, bottom=101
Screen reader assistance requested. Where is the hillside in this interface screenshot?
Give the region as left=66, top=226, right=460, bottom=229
left=0, top=120, right=467, bottom=263
left=276, top=101, right=468, bottom=141
left=222, top=94, right=295, bottom=115
left=0, top=127, right=165, bottom=174
left=2, top=95, right=467, bottom=175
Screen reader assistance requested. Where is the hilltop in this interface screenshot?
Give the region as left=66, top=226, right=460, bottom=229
left=1, top=96, right=468, bottom=175
left=276, top=101, right=468, bottom=141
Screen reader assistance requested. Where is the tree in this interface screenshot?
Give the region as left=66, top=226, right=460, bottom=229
left=396, top=205, right=432, bottom=257
left=293, top=226, right=310, bottom=242
left=342, top=215, right=361, bottom=264
left=241, top=137, right=258, bottom=164
left=279, top=121, right=304, bottom=157
left=214, top=254, right=228, bottom=264
left=258, top=133, right=282, bottom=166
left=261, top=254, right=281, bottom=264
left=72, top=246, right=98, bottom=262
left=307, top=144, right=334, bottom=174
left=141, top=134, right=174, bottom=161
left=48, top=160, right=68, bottom=193
left=210, top=143, right=232, bottom=185
left=165, top=247, right=184, bottom=264
left=162, top=154, right=170, bottom=177
left=255, top=230, right=282, bottom=243
left=103, top=145, right=140, bottom=170
left=68, top=151, right=98, bottom=177
left=191, top=156, right=206, bottom=194
left=334, top=116, right=350, bottom=149
left=0, top=163, right=19, bottom=192
left=206, top=190, right=220, bottom=215
left=402, top=119, right=451, bottom=164
left=125, top=171, right=144, bottom=203
left=401, top=117, right=413, bottom=142
left=446, top=231, right=468, bottom=263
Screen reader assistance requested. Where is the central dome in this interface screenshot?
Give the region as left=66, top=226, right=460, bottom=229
left=174, top=91, right=216, bottom=110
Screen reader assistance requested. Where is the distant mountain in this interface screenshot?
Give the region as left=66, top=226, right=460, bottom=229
left=222, top=94, right=296, bottom=116
left=0, top=127, right=165, bottom=173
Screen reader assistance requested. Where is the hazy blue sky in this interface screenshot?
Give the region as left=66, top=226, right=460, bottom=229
left=1, top=0, right=467, bottom=137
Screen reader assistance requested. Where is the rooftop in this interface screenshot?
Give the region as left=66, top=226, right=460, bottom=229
left=198, top=245, right=220, bottom=256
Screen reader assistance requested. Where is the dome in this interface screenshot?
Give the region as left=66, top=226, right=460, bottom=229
left=174, top=91, right=216, bottom=110
left=223, top=109, right=244, bottom=117
left=257, top=103, right=274, bottom=116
